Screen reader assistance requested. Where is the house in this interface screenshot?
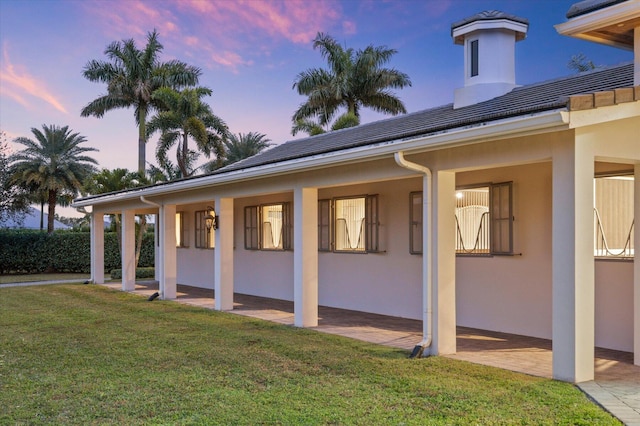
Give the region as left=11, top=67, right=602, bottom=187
left=73, top=0, right=640, bottom=383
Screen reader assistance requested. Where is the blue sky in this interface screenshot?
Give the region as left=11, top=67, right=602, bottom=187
left=0, top=0, right=633, bottom=175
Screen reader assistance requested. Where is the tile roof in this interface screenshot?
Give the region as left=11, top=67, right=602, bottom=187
left=451, top=10, right=529, bottom=32
left=566, top=0, right=629, bottom=19
left=220, top=62, right=634, bottom=174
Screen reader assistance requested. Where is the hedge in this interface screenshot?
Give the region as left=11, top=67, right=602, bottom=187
left=0, top=230, right=155, bottom=274
left=110, top=267, right=155, bottom=280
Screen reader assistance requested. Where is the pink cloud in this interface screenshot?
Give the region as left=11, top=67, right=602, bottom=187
left=0, top=44, right=68, bottom=114
left=82, top=0, right=345, bottom=72
left=342, top=20, right=357, bottom=35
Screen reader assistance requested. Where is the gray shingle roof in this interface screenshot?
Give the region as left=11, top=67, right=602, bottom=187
left=220, top=63, right=634, bottom=174
left=566, top=0, right=629, bottom=19
left=451, top=10, right=529, bottom=33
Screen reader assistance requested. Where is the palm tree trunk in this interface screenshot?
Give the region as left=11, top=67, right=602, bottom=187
left=39, top=199, right=44, bottom=231
left=47, top=189, right=56, bottom=234
left=134, top=216, right=147, bottom=268
left=138, top=107, right=147, bottom=175
left=178, top=133, right=189, bottom=177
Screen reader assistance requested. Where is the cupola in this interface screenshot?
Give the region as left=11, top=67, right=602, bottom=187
left=451, top=10, right=529, bottom=109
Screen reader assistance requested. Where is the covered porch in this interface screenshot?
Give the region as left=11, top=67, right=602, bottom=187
left=103, top=281, right=636, bottom=380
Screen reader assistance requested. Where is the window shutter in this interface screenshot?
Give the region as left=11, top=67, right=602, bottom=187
left=244, top=206, right=259, bottom=250
left=318, top=199, right=331, bottom=251
left=365, top=194, right=379, bottom=252
left=490, top=182, right=513, bottom=254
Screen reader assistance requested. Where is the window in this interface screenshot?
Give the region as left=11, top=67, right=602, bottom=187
left=195, top=209, right=215, bottom=249
left=410, top=182, right=513, bottom=255
left=244, top=203, right=292, bottom=250
left=470, top=39, right=479, bottom=77
left=176, top=212, right=187, bottom=248
left=318, top=195, right=379, bottom=253
left=594, top=175, right=634, bottom=258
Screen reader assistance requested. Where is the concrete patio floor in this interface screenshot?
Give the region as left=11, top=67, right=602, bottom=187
left=105, top=281, right=640, bottom=425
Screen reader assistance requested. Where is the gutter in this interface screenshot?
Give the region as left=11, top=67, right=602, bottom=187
left=72, top=110, right=567, bottom=208
left=394, top=151, right=432, bottom=358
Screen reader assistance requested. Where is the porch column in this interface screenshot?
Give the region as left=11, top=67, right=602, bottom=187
left=294, top=187, right=318, bottom=327
left=432, top=171, right=456, bottom=354
left=159, top=205, right=177, bottom=300
left=90, top=211, right=104, bottom=284
left=154, top=213, right=160, bottom=281
left=552, top=137, right=595, bottom=383
left=121, top=209, right=136, bottom=291
left=214, top=197, right=234, bottom=311
left=635, top=164, right=640, bottom=365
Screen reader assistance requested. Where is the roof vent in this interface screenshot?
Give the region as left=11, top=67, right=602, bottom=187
left=451, top=11, right=529, bottom=109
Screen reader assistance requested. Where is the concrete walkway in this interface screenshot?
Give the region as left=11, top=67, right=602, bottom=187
left=3, top=280, right=639, bottom=424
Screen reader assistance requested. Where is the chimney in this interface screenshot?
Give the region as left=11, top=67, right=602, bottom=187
left=451, top=11, right=529, bottom=109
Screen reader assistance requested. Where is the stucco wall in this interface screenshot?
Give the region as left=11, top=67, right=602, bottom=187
left=595, top=260, right=634, bottom=352
left=175, top=203, right=215, bottom=288
left=455, top=162, right=634, bottom=351
left=316, top=179, right=423, bottom=319
left=455, top=162, right=554, bottom=340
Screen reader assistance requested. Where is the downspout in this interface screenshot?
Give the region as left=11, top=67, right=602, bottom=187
left=394, top=152, right=432, bottom=358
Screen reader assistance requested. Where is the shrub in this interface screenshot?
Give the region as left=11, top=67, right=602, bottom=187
left=110, top=267, right=155, bottom=279
left=0, top=230, right=155, bottom=274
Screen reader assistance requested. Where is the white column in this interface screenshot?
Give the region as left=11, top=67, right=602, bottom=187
left=294, top=187, right=318, bottom=327
left=154, top=213, right=160, bottom=282
left=121, top=210, right=136, bottom=291
left=432, top=171, right=456, bottom=355
left=159, top=205, right=177, bottom=300
left=90, top=211, right=104, bottom=284
left=634, top=164, right=640, bottom=365
left=214, top=197, right=234, bottom=311
left=552, top=136, right=594, bottom=383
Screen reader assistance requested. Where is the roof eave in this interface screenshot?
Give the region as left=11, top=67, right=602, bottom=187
left=72, top=110, right=569, bottom=209
left=555, top=0, right=640, bottom=50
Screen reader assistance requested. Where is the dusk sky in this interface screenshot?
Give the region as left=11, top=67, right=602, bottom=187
left=1, top=0, right=633, bottom=176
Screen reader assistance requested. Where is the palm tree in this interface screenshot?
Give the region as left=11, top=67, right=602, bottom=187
left=10, top=125, right=98, bottom=233
left=81, top=29, right=201, bottom=174
left=291, top=32, right=411, bottom=135
left=147, top=87, right=228, bottom=177
left=291, top=111, right=360, bottom=137
left=222, top=132, right=271, bottom=166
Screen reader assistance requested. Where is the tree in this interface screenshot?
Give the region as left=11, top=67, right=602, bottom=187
left=81, top=29, right=201, bottom=174
left=0, top=131, right=30, bottom=227
left=291, top=111, right=360, bottom=137
left=568, top=53, right=596, bottom=73
left=10, top=125, right=98, bottom=233
left=292, top=32, right=411, bottom=135
left=147, top=87, right=228, bottom=177
left=221, top=132, right=271, bottom=166
left=84, top=168, right=149, bottom=267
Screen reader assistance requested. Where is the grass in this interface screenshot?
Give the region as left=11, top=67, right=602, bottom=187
left=0, top=273, right=90, bottom=284
left=0, top=284, right=620, bottom=425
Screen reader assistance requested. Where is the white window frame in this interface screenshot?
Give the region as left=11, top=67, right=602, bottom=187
left=410, top=182, right=513, bottom=255
left=195, top=209, right=215, bottom=249
left=244, top=202, right=292, bottom=251
left=318, top=195, right=379, bottom=253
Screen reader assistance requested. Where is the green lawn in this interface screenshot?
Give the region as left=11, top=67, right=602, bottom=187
left=0, top=273, right=90, bottom=284
left=0, top=285, right=619, bottom=425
